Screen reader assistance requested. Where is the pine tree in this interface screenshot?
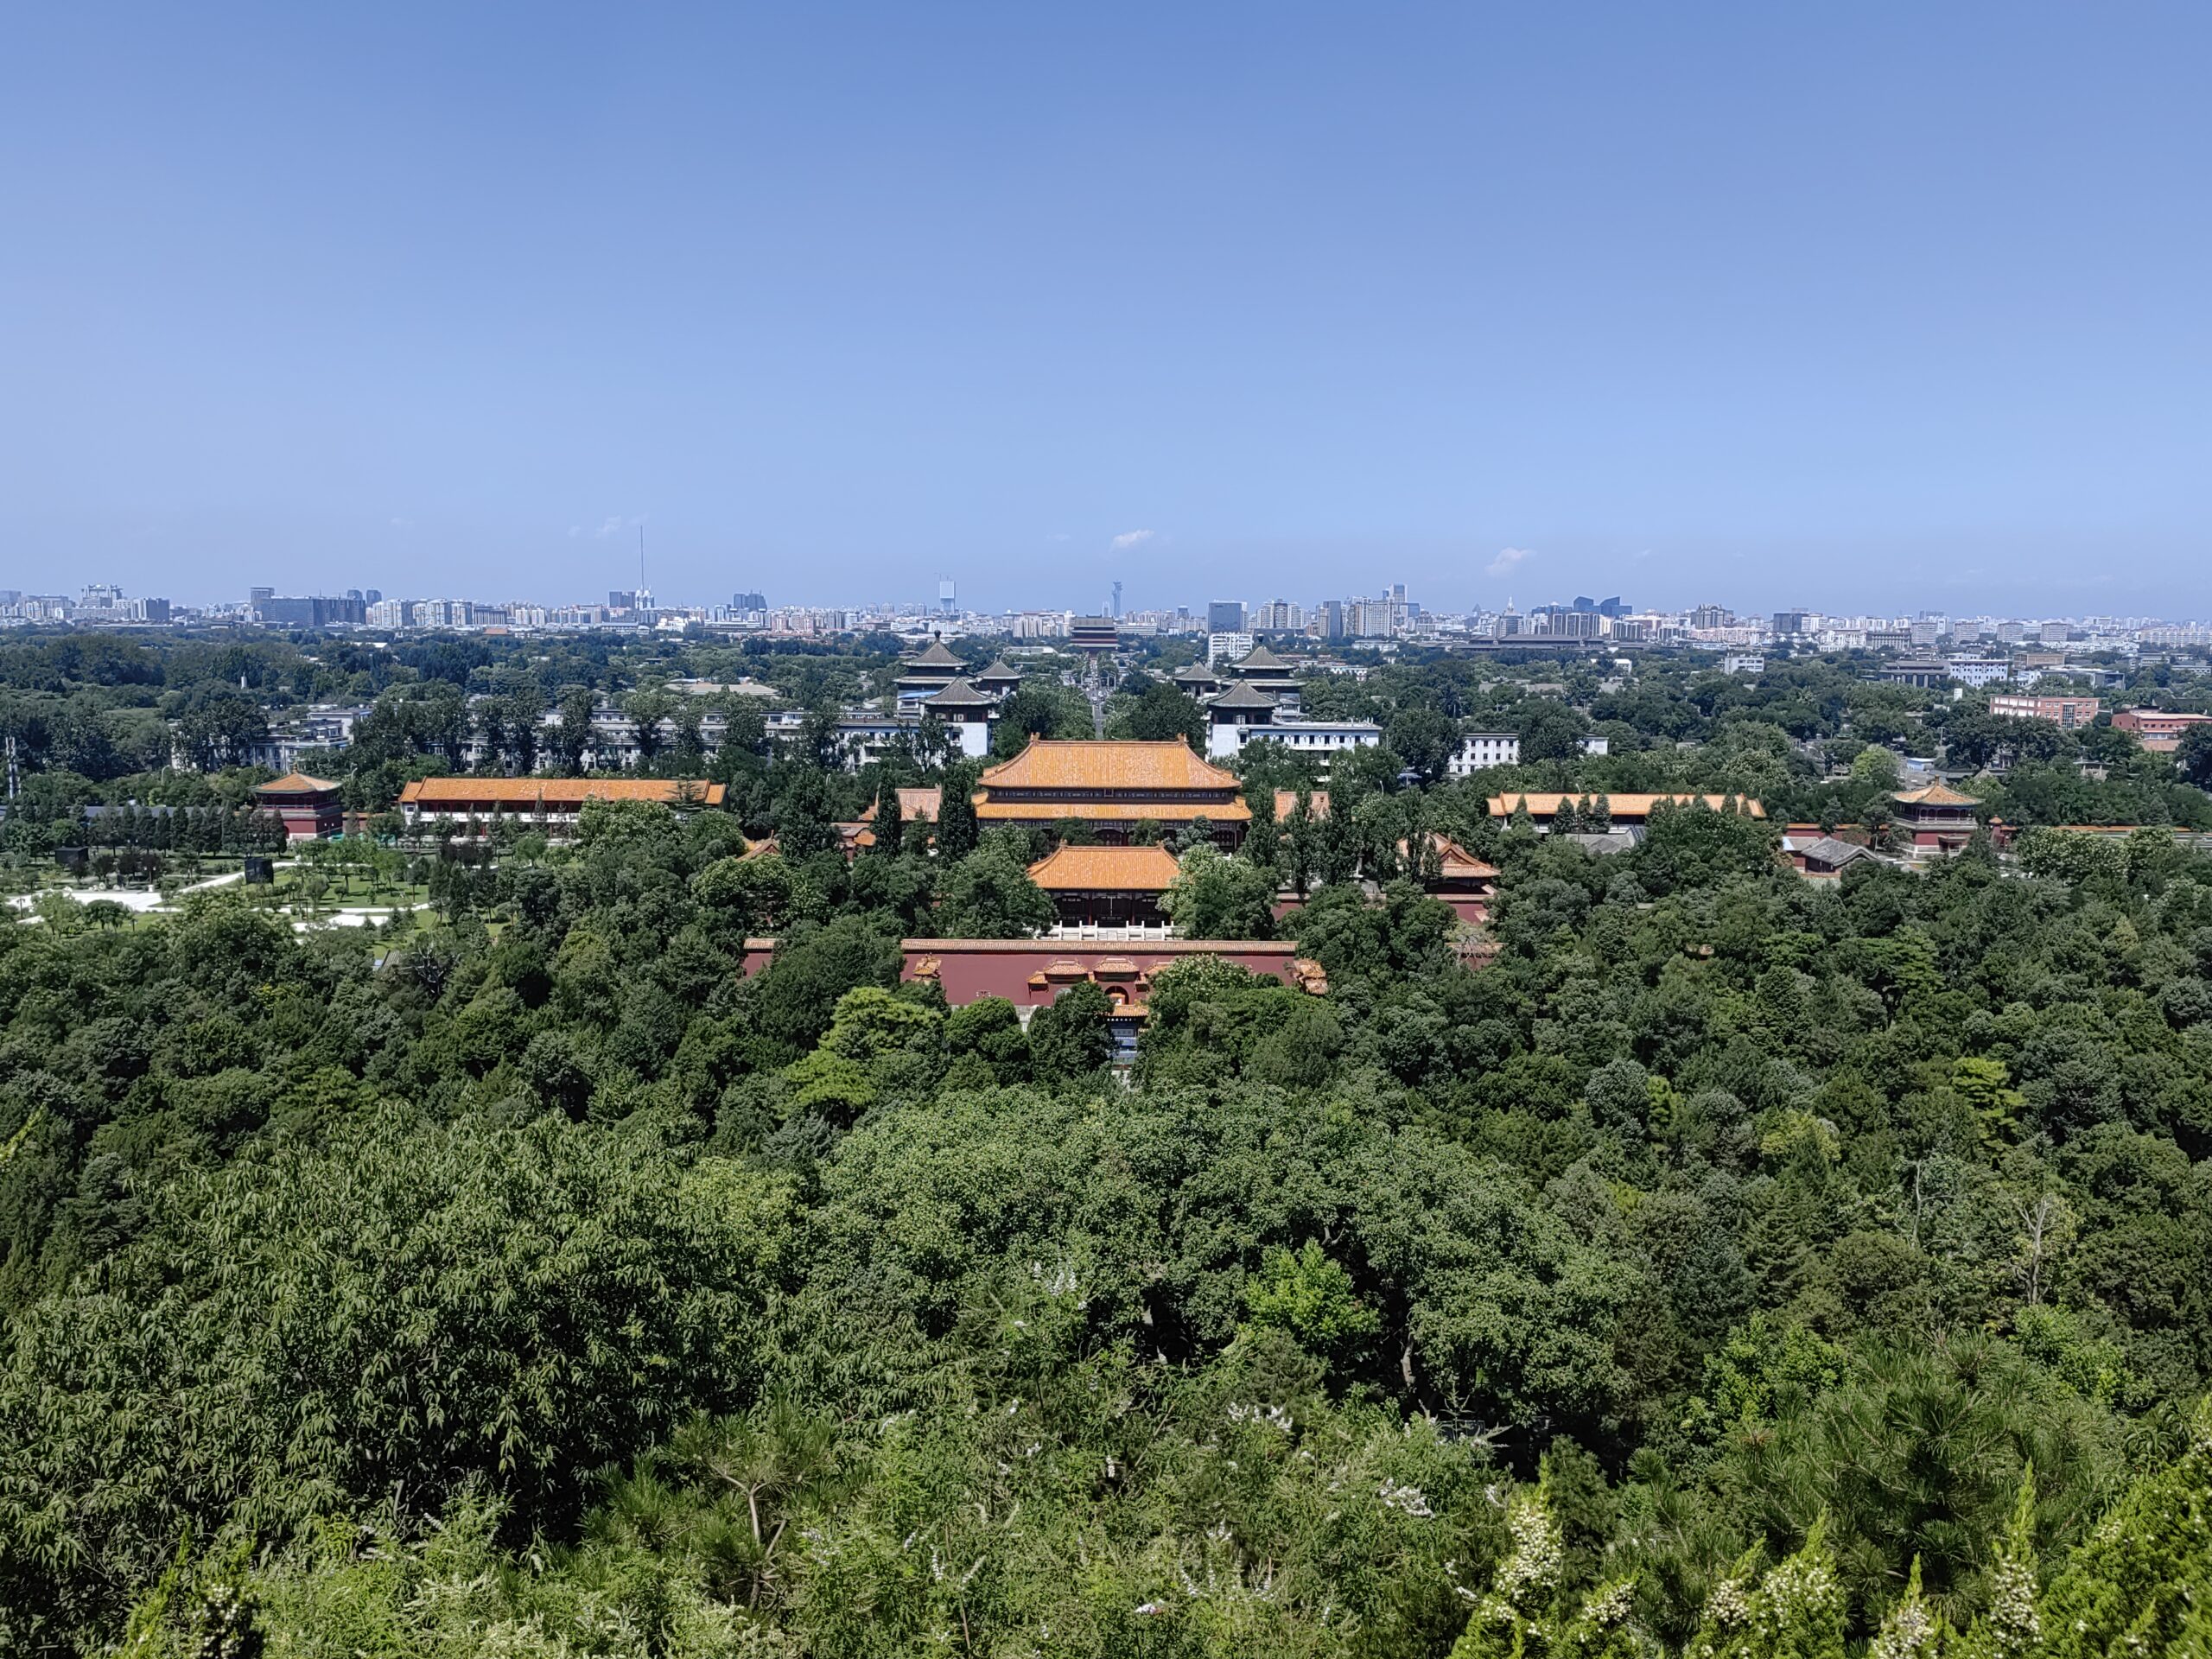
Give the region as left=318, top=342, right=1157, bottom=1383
left=935, top=760, right=979, bottom=859
left=2027, top=1412, right=2212, bottom=1659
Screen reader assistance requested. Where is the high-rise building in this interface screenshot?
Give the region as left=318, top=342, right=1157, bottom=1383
left=1350, top=599, right=1395, bottom=638
left=1320, top=600, right=1344, bottom=641
left=1689, top=603, right=1732, bottom=630
left=365, top=588, right=382, bottom=605
left=257, top=594, right=365, bottom=627
left=1207, top=601, right=1245, bottom=634
left=1532, top=608, right=1601, bottom=639
left=732, top=591, right=766, bottom=609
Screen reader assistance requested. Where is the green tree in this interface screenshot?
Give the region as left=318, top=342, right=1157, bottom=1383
left=1244, top=1239, right=1381, bottom=1368
left=936, top=843, right=1053, bottom=938
left=1160, top=842, right=1277, bottom=939
left=1119, top=681, right=1205, bottom=748
left=934, top=760, right=980, bottom=859
left=1026, top=980, right=1113, bottom=1079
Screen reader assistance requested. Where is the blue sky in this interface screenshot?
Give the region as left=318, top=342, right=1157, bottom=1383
left=3, top=3, right=2208, bottom=615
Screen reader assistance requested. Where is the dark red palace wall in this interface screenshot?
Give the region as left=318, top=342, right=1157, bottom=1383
left=736, top=938, right=1321, bottom=1008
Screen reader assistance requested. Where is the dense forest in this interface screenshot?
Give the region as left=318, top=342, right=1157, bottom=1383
left=3, top=630, right=2212, bottom=1655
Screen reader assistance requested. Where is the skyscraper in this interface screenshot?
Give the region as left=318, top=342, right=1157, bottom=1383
left=1207, top=600, right=1245, bottom=634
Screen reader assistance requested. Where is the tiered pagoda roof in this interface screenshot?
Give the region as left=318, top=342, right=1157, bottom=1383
left=920, top=677, right=996, bottom=712
left=1230, top=643, right=1295, bottom=674
left=901, top=637, right=967, bottom=669
left=1206, top=681, right=1279, bottom=712
left=1891, top=782, right=1980, bottom=809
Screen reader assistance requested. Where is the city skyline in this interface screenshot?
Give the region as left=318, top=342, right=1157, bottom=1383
left=5, top=4, right=2209, bottom=613
left=11, top=572, right=2212, bottom=644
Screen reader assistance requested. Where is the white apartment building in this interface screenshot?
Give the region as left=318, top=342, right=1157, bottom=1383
left=1208, top=712, right=1382, bottom=766
left=1946, top=656, right=2012, bottom=688
left=1349, top=600, right=1395, bottom=638
left=1207, top=631, right=1255, bottom=663
left=1449, top=732, right=1522, bottom=775
left=1446, top=730, right=1610, bottom=776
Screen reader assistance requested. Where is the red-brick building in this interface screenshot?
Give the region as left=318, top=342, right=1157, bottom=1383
left=1989, top=693, right=2101, bottom=729
left=2112, top=709, right=2212, bottom=753
left=254, top=772, right=344, bottom=842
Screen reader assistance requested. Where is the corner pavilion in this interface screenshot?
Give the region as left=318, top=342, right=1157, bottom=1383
left=1890, top=782, right=1981, bottom=856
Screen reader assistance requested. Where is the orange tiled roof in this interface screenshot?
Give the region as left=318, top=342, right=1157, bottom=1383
left=1401, top=835, right=1497, bottom=880
left=977, top=798, right=1249, bottom=823
left=398, top=777, right=726, bottom=807
left=1892, top=782, right=1980, bottom=808
left=1272, top=789, right=1332, bottom=821
left=257, top=772, right=338, bottom=794
left=981, top=738, right=1240, bottom=793
left=1486, top=791, right=1766, bottom=820
left=1027, top=843, right=1183, bottom=892
left=853, top=786, right=949, bottom=849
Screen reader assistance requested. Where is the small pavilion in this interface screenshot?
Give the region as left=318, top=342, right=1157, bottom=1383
left=1890, top=782, right=1981, bottom=857
left=254, top=772, right=343, bottom=842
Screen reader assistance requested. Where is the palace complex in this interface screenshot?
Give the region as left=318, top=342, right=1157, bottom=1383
left=898, top=739, right=1254, bottom=847
left=397, top=776, right=725, bottom=836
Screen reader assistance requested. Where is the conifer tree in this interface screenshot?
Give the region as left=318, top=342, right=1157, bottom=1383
left=2028, top=1414, right=2212, bottom=1659
left=1869, top=1557, right=1948, bottom=1659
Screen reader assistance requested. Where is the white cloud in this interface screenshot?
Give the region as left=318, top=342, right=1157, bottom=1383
left=1110, top=529, right=1155, bottom=550
left=1487, top=546, right=1533, bottom=578
left=570, top=514, right=640, bottom=539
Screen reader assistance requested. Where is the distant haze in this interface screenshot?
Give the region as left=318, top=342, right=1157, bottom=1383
left=3, top=4, right=2208, bottom=614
